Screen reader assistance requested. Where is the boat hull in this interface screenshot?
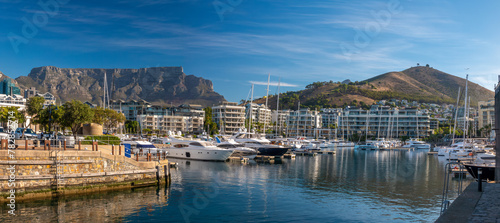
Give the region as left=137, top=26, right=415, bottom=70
left=256, top=147, right=289, bottom=156
left=463, top=164, right=496, bottom=181
left=164, top=148, right=233, bottom=161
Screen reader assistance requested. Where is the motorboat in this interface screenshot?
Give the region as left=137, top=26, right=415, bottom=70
left=231, top=132, right=289, bottom=156
left=164, top=138, right=234, bottom=161
left=402, top=138, right=431, bottom=149
left=354, top=143, right=378, bottom=150
left=215, top=137, right=258, bottom=159
left=122, top=140, right=160, bottom=155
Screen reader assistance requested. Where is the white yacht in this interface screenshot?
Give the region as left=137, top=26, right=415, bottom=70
left=165, top=138, right=234, bottom=161
left=402, top=138, right=431, bottom=149
left=231, top=132, right=289, bottom=156
left=215, top=137, right=258, bottom=159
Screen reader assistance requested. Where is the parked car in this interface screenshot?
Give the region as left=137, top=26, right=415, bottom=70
left=13, top=128, right=38, bottom=140
left=0, top=127, right=9, bottom=139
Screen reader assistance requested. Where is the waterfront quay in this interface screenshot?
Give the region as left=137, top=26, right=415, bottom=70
left=0, top=139, right=171, bottom=202
left=437, top=182, right=500, bottom=223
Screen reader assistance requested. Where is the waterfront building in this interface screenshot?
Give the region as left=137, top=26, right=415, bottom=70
left=0, top=94, right=26, bottom=109
left=212, top=102, right=245, bottom=134
left=110, top=99, right=151, bottom=121
left=245, top=103, right=272, bottom=130
left=286, top=108, right=322, bottom=138
left=337, top=105, right=432, bottom=140
left=271, top=110, right=290, bottom=136
left=24, top=87, right=37, bottom=98
left=113, top=100, right=206, bottom=134
left=478, top=99, right=495, bottom=129
left=0, top=79, right=20, bottom=96
left=35, top=92, right=56, bottom=107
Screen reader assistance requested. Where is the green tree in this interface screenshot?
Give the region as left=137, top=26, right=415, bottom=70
left=103, top=109, right=125, bottom=133
left=203, top=107, right=218, bottom=135
left=0, top=107, right=26, bottom=130
left=60, top=100, right=94, bottom=141
left=35, top=105, right=64, bottom=132
left=125, top=120, right=139, bottom=134
left=26, top=96, right=45, bottom=127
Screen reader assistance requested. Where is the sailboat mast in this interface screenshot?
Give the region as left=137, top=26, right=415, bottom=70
left=276, top=78, right=281, bottom=137
left=452, top=87, right=461, bottom=144
left=463, top=74, right=469, bottom=140
left=264, top=73, right=270, bottom=136
left=250, top=84, right=254, bottom=133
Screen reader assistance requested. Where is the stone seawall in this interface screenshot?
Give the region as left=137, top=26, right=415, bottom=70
left=0, top=148, right=170, bottom=202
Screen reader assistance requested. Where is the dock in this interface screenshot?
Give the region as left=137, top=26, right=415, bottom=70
left=436, top=182, right=500, bottom=223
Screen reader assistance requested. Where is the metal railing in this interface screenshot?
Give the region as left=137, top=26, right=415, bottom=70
left=440, top=161, right=466, bottom=215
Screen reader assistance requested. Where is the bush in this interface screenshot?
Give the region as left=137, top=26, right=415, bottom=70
left=82, top=135, right=121, bottom=145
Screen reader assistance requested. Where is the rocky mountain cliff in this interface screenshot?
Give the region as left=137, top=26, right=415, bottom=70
left=15, top=66, right=226, bottom=107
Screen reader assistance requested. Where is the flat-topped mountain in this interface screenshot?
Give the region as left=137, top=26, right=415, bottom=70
left=15, top=66, right=226, bottom=106
left=255, top=66, right=494, bottom=109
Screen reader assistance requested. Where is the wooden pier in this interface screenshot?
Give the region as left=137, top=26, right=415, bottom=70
left=227, top=157, right=250, bottom=163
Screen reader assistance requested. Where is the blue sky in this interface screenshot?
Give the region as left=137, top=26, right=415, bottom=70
left=1, top=0, right=500, bottom=102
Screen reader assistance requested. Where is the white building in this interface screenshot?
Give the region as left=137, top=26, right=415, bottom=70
left=286, top=108, right=322, bottom=138
left=212, top=102, right=245, bottom=134
left=478, top=99, right=495, bottom=129
left=0, top=94, right=26, bottom=110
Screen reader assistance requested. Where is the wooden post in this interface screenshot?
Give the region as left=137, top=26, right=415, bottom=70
left=37, top=140, right=40, bottom=149
left=63, top=139, right=66, bottom=151
left=112, top=145, right=115, bottom=155
left=156, top=166, right=160, bottom=185
left=78, top=140, right=81, bottom=150
left=91, top=140, right=94, bottom=151
left=95, top=142, right=98, bottom=151
left=25, top=140, right=28, bottom=150
left=167, top=163, right=169, bottom=184
left=166, top=164, right=171, bottom=185
left=136, top=154, right=139, bottom=161
left=119, top=145, right=122, bottom=155
left=44, top=140, right=47, bottom=150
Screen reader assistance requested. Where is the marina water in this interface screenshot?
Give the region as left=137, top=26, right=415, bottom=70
left=1, top=148, right=470, bottom=222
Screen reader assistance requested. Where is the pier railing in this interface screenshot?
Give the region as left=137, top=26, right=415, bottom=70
left=440, top=161, right=466, bottom=215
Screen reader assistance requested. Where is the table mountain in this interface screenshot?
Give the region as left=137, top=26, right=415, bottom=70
left=15, top=66, right=226, bottom=107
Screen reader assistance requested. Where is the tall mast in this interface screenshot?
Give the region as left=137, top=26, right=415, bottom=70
left=463, top=74, right=469, bottom=140
left=264, top=73, right=270, bottom=136
left=103, top=72, right=110, bottom=109
left=276, top=78, right=281, bottom=137
left=452, top=87, right=461, bottom=144
left=250, top=84, right=254, bottom=133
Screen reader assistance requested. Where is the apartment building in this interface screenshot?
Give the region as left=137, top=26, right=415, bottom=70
left=478, top=99, right=495, bottom=129
left=212, top=102, right=245, bottom=134
left=337, top=105, right=432, bottom=139
left=285, top=108, right=322, bottom=138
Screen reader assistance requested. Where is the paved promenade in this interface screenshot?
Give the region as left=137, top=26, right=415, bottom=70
left=436, top=182, right=500, bottom=223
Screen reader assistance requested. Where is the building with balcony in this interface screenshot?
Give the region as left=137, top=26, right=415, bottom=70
left=478, top=99, right=495, bottom=129
left=212, top=102, right=245, bottom=134
left=286, top=108, right=322, bottom=138
left=337, top=105, right=432, bottom=140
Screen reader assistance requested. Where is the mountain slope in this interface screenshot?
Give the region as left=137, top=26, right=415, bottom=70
left=15, top=66, right=226, bottom=107
left=254, top=66, right=493, bottom=110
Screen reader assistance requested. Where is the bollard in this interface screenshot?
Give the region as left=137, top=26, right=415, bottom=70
left=92, top=140, right=94, bottom=151
left=63, top=139, right=66, bottom=151
left=58, top=140, right=62, bottom=149
left=136, top=154, right=139, bottom=161
left=25, top=140, right=28, bottom=150
left=112, top=145, right=115, bottom=155
left=119, top=145, right=121, bottom=155
left=478, top=168, right=483, bottom=192
left=44, top=140, right=47, bottom=150
left=96, top=142, right=98, bottom=151
left=78, top=140, right=81, bottom=150
left=37, top=140, right=40, bottom=149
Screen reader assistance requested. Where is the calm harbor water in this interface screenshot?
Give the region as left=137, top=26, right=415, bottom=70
left=1, top=148, right=470, bottom=222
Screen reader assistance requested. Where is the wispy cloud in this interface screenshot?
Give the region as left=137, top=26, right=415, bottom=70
left=249, top=81, right=298, bottom=87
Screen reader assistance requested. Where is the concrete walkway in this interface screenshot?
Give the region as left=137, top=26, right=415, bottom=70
left=436, top=182, right=500, bottom=223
